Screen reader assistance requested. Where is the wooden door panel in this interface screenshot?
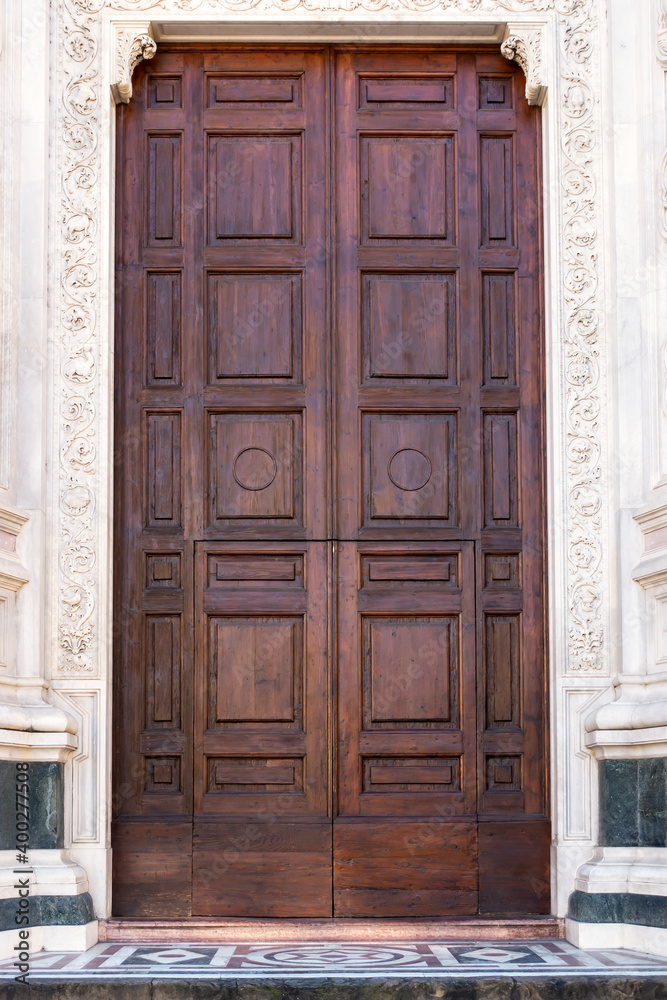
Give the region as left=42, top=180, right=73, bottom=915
left=207, top=272, right=302, bottom=383
left=334, top=820, right=477, bottom=917
left=207, top=134, right=302, bottom=242
left=115, top=45, right=548, bottom=920
left=362, top=272, right=457, bottom=385
left=333, top=47, right=548, bottom=917
left=335, top=541, right=476, bottom=827
left=192, top=541, right=330, bottom=916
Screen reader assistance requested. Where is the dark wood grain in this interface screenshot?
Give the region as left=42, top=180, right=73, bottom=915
left=114, top=44, right=548, bottom=919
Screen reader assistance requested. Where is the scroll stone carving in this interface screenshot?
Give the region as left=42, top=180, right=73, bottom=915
left=111, top=24, right=156, bottom=105
left=501, top=25, right=546, bottom=106
left=54, top=0, right=606, bottom=686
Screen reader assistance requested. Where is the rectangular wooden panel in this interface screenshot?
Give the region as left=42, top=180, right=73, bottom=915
left=111, top=820, right=192, bottom=918
left=207, top=134, right=302, bottom=241
left=334, top=820, right=478, bottom=916
left=212, top=760, right=298, bottom=787
left=208, top=272, right=301, bottom=382
left=484, top=412, right=519, bottom=527
left=145, top=552, right=182, bottom=590
left=145, top=411, right=181, bottom=527
left=193, top=820, right=332, bottom=917
left=207, top=75, right=302, bottom=107
left=363, top=616, right=458, bottom=727
left=361, top=135, right=454, bottom=242
left=147, top=75, right=183, bottom=109
left=147, top=134, right=181, bottom=245
left=209, top=617, right=301, bottom=725
left=362, top=273, right=456, bottom=383
left=360, top=76, right=454, bottom=108
left=209, top=412, right=302, bottom=525
left=478, top=76, right=514, bottom=110
left=485, top=613, right=521, bottom=729
left=145, top=614, right=181, bottom=727
left=482, top=272, right=516, bottom=385
left=478, top=819, right=551, bottom=915
left=210, top=554, right=301, bottom=584
left=364, top=758, right=459, bottom=790
left=480, top=134, right=514, bottom=246
left=363, top=412, right=457, bottom=526
left=146, top=272, right=181, bottom=384
left=366, top=556, right=453, bottom=583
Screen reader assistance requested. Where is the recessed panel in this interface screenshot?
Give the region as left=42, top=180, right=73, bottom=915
left=483, top=412, right=519, bottom=527
left=484, top=553, right=520, bottom=589
left=207, top=273, right=301, bottom=382
left=485, top=613, right=521, bottom=730
left=146, top=134, right=181, bottom=246
left=208, top=616, right=302, bottom=726
left=480, top=135, right=514, bottom=246
left=362, top=413, right=457, bottom=525
left=146, top=272, right=181, bottom=385
left=362, top=273, right=457, bottom=383
left=147, top=76, right=182, bottom=109
left=208, top=554, right=304, bottom=589
left=362, top=757, right=460, bottom=792
left=207, top=135, right=301, bottom=241
left=144, top=757, right=181, bottom=793
left=362, top=554, right=457, bottom=587
left=209, top=412, right=302, bottom=523
left=478, top=76, right=514, bottom=110
left=486, top=755, right=522, bottom=791
left=145, top=411, right=181, bottom=527
left=207, top=75, right=302, bottom=107
left=208, top=757, right=304, bottom=793
left=363, top=616, right=459, bottom=729
left=144, top=614, right=181, bottom=729
left=361, top=136, right=454, bottom=243
left=482, top=273, right=516, bottom=385
left=145, top=552, right=182, bottom=590
left=359, top=76, right=454, bottom=108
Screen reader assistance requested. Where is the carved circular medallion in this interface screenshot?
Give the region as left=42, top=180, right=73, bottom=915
left=387, top=448, right=432, bottom=492
left=233, top=447, right=278, bottom=491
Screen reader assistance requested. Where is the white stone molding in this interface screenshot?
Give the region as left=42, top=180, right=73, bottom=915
left=110, top=21, right=156, bottom=105
left=584, top=508, right=667, bottom=747
left=0, top=678, right=78, bottom=735
left=575, top=846, right=667, bottom=897
left=0, top=729, right=78, bottom=762
left=501, top=23, right=546, bottom=105
left=0, top=501, right=28, bottom=593
left=586, top=726, right=667, bottom=759
left=567, top=919, right=667, bottom=960
left=47, top=0, right=613, bottom=927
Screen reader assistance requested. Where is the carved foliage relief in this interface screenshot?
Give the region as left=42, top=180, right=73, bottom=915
left=56, top=0, right=607, bottom=675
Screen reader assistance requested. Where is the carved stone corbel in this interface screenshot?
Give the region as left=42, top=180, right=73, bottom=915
left=501, top=24, right=546, bottom=107
left=111, top=23, right=156, bottom=106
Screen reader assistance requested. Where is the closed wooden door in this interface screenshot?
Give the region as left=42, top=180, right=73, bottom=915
left=113, top=46, right=549, bottom=919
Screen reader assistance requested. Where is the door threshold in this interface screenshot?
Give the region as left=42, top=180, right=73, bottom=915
left=100, top=917, right=564, bottom=943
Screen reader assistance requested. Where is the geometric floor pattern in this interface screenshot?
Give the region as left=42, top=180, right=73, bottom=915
left=2, top=940, right=667, bottom=980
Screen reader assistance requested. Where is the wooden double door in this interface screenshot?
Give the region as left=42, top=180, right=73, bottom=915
left=113, top=45, right=549, bottom=918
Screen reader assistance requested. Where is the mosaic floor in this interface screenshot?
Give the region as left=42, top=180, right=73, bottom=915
left=1, top=940, right=667, bottom=980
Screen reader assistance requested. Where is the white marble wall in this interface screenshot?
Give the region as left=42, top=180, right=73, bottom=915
left=0, top=0, right=666, bottom=954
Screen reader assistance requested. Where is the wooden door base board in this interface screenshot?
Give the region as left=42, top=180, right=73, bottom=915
left=100, top=917, right=565, bottom=943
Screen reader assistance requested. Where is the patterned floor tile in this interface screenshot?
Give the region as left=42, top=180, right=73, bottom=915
left=1, top=940, right=666, bottom=980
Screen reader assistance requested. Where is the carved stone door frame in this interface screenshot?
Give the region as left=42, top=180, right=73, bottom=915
left=50, top=0, right=611, bottom=924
